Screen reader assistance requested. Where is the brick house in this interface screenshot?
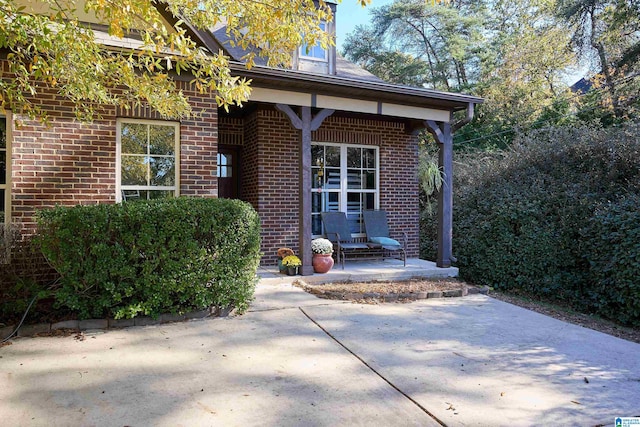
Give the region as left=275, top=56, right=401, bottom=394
left=0, top=1, right=482, bottom=275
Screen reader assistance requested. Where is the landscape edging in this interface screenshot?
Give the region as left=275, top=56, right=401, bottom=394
left=0, top=305, right=234, bottom=340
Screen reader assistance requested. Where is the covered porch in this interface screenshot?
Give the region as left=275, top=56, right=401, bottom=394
left=258, top=258, right=458, bottom=286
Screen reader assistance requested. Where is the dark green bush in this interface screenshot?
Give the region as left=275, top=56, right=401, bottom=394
left=580, top=194, right=640, bottom=325
left=446, top=123, right=640, bottom=325
left=36, top=197, right=261, bottom=320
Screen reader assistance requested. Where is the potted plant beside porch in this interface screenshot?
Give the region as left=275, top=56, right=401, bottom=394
left=282, top=255, right=302, bottom=276
left=311, top=238, right=334, bottom=273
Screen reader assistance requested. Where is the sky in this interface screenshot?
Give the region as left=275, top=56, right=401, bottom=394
left=335, top=0, right=393, bottom=52
left=333, top=0, right=586, bottom=83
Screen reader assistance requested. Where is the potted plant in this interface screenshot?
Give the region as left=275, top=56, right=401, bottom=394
left=281, top=255, right=302, bottom=276
left=311, top=238, right=334, bottom=273
left=277, top=247, right=294, bottom=273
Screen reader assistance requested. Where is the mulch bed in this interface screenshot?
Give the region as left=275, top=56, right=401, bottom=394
left=293, top=278, right=486, bottom=303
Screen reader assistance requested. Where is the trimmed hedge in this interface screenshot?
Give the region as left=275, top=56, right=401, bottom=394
left=581, top=194, right=640, bottom=325
left=421, top=123, right=640, bottom=325
left=37, top=197, right=261, bottom=320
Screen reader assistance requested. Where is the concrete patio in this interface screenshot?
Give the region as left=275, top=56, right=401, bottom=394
left=258, top=258, right=459, bottom=285
left=2, top=269, right=639, bottom=426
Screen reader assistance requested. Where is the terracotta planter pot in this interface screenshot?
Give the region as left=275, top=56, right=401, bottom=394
left=312, top=253, right=334, bottom=273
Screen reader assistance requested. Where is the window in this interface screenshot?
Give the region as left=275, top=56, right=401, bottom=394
left=311, top=143, right=379, bottom=236
left=116, top=119, right=179, bottom=202
left=0, top=115, right=9, bottom=224
left=217, top=152, right=233, bottom=178
left=300, top=22, right=328, bottom=61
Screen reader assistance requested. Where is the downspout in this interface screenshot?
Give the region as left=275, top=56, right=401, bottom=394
left=452, top=102, right=475, bottom=132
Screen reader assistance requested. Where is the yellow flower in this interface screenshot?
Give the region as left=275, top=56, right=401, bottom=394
left=282, top=255, right=302, bottom=267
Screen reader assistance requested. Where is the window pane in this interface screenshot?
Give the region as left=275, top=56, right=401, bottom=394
left=0, top=117, right=6, bottom=149
left=0, top=189, right=4, bottom=223
left=365, top=193, right=375, bottom=210
left=121, top=189, right=141, bottom=201
left=312, top=213, right=322, bottom=235
left=328, top=192, right=339, bottom=211
left=301, top=22, right=327, bottom=60
left=218, top=153, right=232, bottom=166
left=312, top=145, right=323, bottom=167
left=312, top=192, right=322, bottom=214
left=325, top=146, right=340, bottom=167
left=0, top=151, right=5, bottom=185
left=347, top=147, right=361, bottom=168
left=121, top=155, right=147, bottom=185
left=347, top=169, right=362, bottom=189
left=312, top=191, right=339, bottom=213
left=364, top=171, right=376, bottom=189
left=325, top=168, right=340, bottom=189
left=148, top=190, right=174, bottom=199
left=347, top=192, right=361, bottom=214
left=121, top=123, right=147, bottom=154
left=149, top=125, right=175, bottom=155
left=136, top=190, right=174, bottom=200
left=217, top=166, right=232, bottom=178
left=365, top=148, right=376, bottom=169
left=312, top=168, right=322, bottom=189
left=150, top=157, right=176, bottom=186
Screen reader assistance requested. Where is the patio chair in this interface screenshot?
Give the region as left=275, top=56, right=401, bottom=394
left=362, top=210, right=407, bottom=266
left=321, top=212, right=371, bottom=269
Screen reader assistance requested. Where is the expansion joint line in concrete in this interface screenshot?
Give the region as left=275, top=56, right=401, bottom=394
left=298, top=307, right=447, bottom=427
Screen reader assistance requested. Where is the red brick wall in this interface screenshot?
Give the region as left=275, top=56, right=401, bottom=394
left=240, top=108, right=300, bottom=266
left=239, top=112, right=259, bottom=209
left=237, top=107, right=419, bottom=266
left=11, top=106, right=117, bottom=233
left=6, top=72, right=218, bottom=233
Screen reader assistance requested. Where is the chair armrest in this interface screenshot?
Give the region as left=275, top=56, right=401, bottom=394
left=388, top=231, right=408, bottom=248
left=326, top=232, right=342, bottom=251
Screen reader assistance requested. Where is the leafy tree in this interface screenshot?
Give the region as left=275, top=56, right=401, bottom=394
left=459, top=0, right=576, bottom=149
left=0, top=0, right=371, bottom=121
left=343, top=0, right=577, bottom=150
left=558, top=0, right=640, bottom=120
left=344, top=0, right=486, bottom=92
left=342, top=25, right=430, bottom=85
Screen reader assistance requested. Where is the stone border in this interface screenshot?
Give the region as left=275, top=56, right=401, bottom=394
left=293, top=279, right=490, bottom=303
left=0, top=306, right=234, bottom=340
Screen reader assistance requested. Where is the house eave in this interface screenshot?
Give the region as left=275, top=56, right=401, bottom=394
left=230, top=62, right=483, bottom=112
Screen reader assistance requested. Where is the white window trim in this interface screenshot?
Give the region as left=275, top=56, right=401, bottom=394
left=1, top=111, right=11, bottom=224
left=311, top=142, right=380, bottom=237
left=115, top=118, right=180, bottom=203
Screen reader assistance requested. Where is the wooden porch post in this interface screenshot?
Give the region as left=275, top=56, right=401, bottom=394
left=276, top=104, right=334, bottom=275
left=425, top=120, right=454, bottom=268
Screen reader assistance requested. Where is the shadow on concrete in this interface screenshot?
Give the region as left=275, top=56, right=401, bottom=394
left=302, top=295, right=640, bottom=426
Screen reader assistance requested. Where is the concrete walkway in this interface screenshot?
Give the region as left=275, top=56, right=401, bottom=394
left=258, top=258, right=459, bottom=285
left=1, top=279, right=639, bottom=426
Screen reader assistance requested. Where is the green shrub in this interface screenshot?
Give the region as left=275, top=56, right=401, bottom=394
left=581, top=194, right=640, bottom=325
left=448, top=123, right=640, bottom=325
left=36, top=197, right=261, bottom=320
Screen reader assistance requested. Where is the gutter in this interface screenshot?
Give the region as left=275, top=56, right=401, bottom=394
left=452, top=102, right=476, bottom=131
left=229, top=62, right=483, bottom=110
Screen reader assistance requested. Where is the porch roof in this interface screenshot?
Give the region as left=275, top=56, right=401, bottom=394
left=230, top=62, right=483, bottom=113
